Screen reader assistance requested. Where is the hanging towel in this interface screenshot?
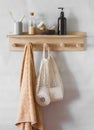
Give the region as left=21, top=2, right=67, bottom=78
left=16, top=43, right=43, bottom=130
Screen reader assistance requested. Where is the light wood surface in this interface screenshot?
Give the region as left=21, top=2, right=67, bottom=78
left=7, top=32, right=85, bottom=51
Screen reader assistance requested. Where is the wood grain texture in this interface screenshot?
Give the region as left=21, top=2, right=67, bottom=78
left=7, top=32, right=85, bottom=51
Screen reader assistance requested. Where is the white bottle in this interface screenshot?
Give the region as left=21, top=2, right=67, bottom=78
left=28, top=12, right=36, bottom=35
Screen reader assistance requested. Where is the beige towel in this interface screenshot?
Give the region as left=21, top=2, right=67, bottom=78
left=16, top=43, right=43, bottom=130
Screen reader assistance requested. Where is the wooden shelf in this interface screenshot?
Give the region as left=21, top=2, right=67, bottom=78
left=7, top=32, right=85, bottom=51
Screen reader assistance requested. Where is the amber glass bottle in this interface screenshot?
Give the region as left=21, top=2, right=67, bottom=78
left=58, top=8, right=67, bottom=35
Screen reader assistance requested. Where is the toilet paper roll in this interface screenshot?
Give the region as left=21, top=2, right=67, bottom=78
left=36, top=87, right=50, bottom=106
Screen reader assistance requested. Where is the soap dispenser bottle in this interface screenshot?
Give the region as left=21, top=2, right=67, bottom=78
left=58, top=7, right=67, bottom=35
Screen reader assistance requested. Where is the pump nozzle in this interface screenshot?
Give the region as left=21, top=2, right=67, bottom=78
left=58, top=7, right=64, bottom=17
left=58, top=7, right=64, bottom=10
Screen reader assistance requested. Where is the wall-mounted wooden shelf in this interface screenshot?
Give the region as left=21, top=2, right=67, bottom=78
left=7, top=32, right=85, bottom=51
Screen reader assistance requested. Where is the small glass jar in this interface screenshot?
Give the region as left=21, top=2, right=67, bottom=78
left=28, top=12, right=36, bottom=35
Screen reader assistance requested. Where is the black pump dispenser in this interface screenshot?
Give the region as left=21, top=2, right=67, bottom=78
left=59, top=7, right=64, bottom=17
left=58, top=7, right=67, bottom=35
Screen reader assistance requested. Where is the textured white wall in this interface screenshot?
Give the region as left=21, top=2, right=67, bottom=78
left=0, top=0, right=94, bottom=130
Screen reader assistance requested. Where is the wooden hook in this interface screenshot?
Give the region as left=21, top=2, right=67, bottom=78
left=12, top=43, right=25, bottom=47
left=60, top=43, right=64, bottom=47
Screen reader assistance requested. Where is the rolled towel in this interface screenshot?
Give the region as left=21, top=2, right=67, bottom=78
left=36, top=87, right=50, bottom=106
